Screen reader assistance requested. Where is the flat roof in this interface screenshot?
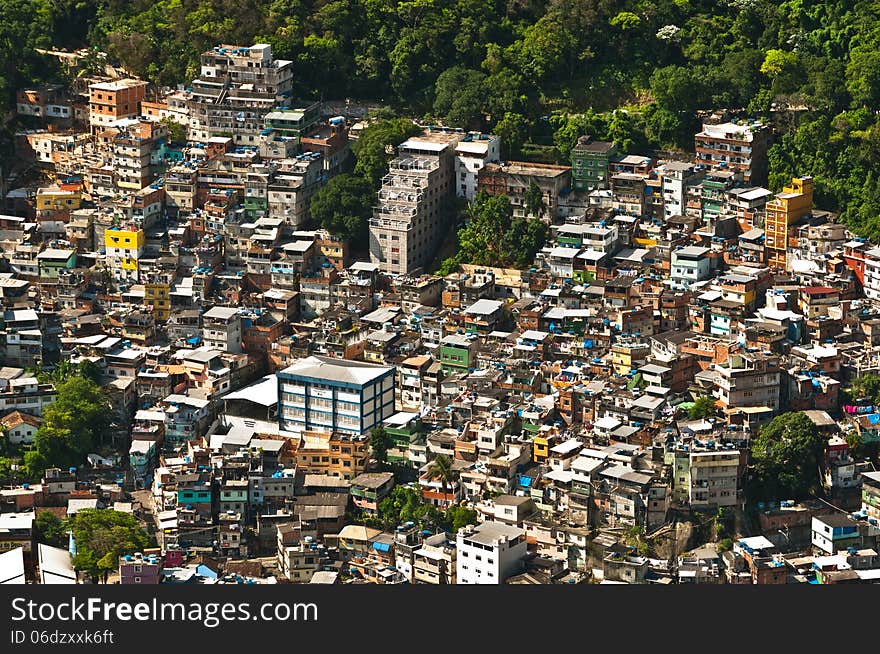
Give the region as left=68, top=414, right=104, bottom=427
left=222, top=374, right=278, bottom=407
left=38, top=543, right=76, bottom=584
left=0, top=547, right=25, bottom=585
left=279, top=355, right=393, bottom=386
left=460, top=522, right=524, bottom=545
left=464, top=298, right=503, bottom=316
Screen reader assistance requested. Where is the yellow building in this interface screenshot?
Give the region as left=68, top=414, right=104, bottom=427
left=532, top=426, right=560, bottom=464
left=36, top=186, right=82, bottom=211
left=104, top=226, right=145, bottom=282
left=295, top=431, right=368, bottom=480
left=144, top=280, right=171, bottom=322
left=764, top=176, right=813, bottom=271
left=610, top=341, right=650, bottom=376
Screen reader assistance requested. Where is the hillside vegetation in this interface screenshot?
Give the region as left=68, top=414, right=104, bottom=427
left=2, top=1, right=880, bottom=235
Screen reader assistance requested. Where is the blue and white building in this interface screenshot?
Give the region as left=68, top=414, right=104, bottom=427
left=277, top=356, right=395, bottom=434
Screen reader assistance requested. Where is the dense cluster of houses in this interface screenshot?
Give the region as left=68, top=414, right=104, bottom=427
left=1, top=44, right=880, bottom=586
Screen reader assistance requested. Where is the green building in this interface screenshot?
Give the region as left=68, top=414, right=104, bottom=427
left=700, top=169, right=739, bottom=224
left=383, top=411, right=423, bottom=466
left=263, top=102, right=322, bottom=139
left=572, top=137, right=617, bottom=192
left=439, top=334, right=475, bottom=374
left=36, top=248, right=76, bottom=279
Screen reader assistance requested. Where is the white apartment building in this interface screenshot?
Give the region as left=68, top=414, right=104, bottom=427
left=201, top=306, right=242, bottom=353
left=454, top=133, right=500, bottom=202
left=188, top=43, right=293, bottom=144
left=689, top=450, right=740, bottom=508
left=369, top=130, right=463, bottom=275
left=661, top=161, right=701, bottom=219
left=456, top=522, right=527, bottom=585
left=670, top=245, right=712, bottom=289
left=864, top=247, right=880, bottom=301
left=277, top=356, right=396, bottom=435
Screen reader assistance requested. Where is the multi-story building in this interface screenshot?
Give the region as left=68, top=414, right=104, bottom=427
left=413, top=533, right=457, bottom=584
left=453, top=132, right=500, bottom=201
left=118, top=552, right=161, bottom=584
left=763, top=176, right=814, bottom=271
left=369, top=130, right=462, bottom=275
left=661, top=161, right=702, bottom=219
left=88, top=79, right=148, bottom=133
left=16, top=85, right=73, bottom=123
left=111, top=120, right=168, bottom=191
left=714, top=352, right=781, bottom=412
left=188, top=43, right=294, bottom=145
left=670, top=246, right=712, bottom=289
left=688, top=450, right=741, bottom=509
left=610, top=173, right=646, bottom=216
left=478, top=161, right=572, bottom=220
left=277, top=356, right=396, bottom=435
left=104, top=225, right=145, bottom=283
left=455, top=522, right=527, bottom=585
left=572, top=137, right=617, bottom=191
left=694, top=121, right=771, bottom=185
left=201, top=306, right=242, bottom=353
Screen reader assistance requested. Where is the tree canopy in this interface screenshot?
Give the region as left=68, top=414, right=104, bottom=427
left=23, top=374, right=111, bottom=480
left=750, top=412, right=826, bottom=502
left=439, top=192, right=548, bottom=273
left=68, top=509, right=152, bottom=581
left=3, top=1, right=880, bottom=233
left=309, top=173, right=374, bottom=244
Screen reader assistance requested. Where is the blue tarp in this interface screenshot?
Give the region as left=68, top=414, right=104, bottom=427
left=372, top=542, right=391, bottom=553
left=868, top=413, right=880, bottom=425
left=519, top=476, right=533, bottom=488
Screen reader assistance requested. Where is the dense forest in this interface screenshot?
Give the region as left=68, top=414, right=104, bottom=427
left=2, top=1, right=880, bottom=237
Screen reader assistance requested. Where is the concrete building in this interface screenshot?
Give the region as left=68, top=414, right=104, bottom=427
left=478, top=161, right=572, bottom=220
left=572, top=137, right=617, bottom=191
left=88, top=79, right=148, bottom=133
left=369, top=130, right=462, bottom=275
left=454, top=133, right=500, bottom=201
left=661, top=161, right=702, bottom=219
left=714, top=352, right=781, bottom=412
left=694, top=121, right=771, bottom=185
left=670, top=246, right=712, bottom=289
left=277, top=356, right=395, bottom=435
left=201, top=306, right=242, bottom=353
left=456, top=522, right=527, bottom=585
left=188, top=43, right=294, bottom=144
left=764, top=176, right=813, bottom=271
left=689, top=450, right=741, bottom=508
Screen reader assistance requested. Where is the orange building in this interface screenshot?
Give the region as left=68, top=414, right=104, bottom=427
left=88, top=78, right=148, bottom=132
left=763, top=176, right=813, bottom=271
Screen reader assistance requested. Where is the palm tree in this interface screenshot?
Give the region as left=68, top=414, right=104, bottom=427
left=426, top=454, right=455, bottom=497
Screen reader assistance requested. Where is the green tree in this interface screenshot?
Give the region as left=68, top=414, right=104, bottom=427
left=352, top=118, right=422, bottom=187
left=370, top=426, right=392, bottom=466
left=28, top=375, right=111, bottom=479
left=160, top=117, right=187, bottom=143
left=760, top=49, right=803, bottom=96
left=848, top=374, right=880, bottom=405
left=523, top=181, right=546, bottom=219
left=494, top=112, right=528, bottom=160
left=308, top=173, right=374, bottom=244
left=433, top=66, right=485, bottom=127
left=457, top=193, right=511, bottom=265
left=68, top=509, right=151, bottom=582
left=35, top=511, right=66, bottom=548
left=425, top=454, right=455, bottom=496
left=445, top=504, right=478, bottom=533
left=751, top=412, right=826, bottom=501
left=689, top=395, right=717, bottom=420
